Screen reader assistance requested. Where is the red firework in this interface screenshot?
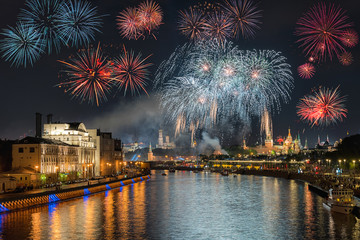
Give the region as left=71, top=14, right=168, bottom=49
left=117, top=7, right=142, bottom=40
left=178, top=7, right=206, bottom=40
left=298, top=63, right=315, bottom=79
left=341, top=29, right=359, bottom=48
left=297, top=86, right=347, bottom=127
left=116, top=0, right=162, bottom=40
left=203, top=11, right=232, bottom=44
left=296, top=3, right=353, bottom=61
left=221, top=0, right=262, bottom=39
left=138, top=0, right=163, bottom=36
left=112, top=46, right=152, bottom=95
left=339, top=52, right=353, bottom=66
left=58, top=44, right=113, bottom=106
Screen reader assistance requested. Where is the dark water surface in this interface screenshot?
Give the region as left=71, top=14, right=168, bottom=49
left=0, top=171, right=360, bottom=240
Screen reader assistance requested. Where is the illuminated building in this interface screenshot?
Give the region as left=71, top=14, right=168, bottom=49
left=12, top=136, right=89, bottom=183
left=88, top=130, right=123, bottom=176
left=42, top=121, right=96, bottom=177
left=252, top=127, right=303, bottom=155
left=156, top=129, right=176, bottom=149
left=147, top=143, right=154, bottom=161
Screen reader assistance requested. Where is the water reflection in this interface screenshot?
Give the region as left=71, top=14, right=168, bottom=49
left=0, top=172, right=359, bottom=239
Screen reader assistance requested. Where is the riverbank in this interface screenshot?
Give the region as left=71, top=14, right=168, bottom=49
left=0, top=174, right=150, bottom=213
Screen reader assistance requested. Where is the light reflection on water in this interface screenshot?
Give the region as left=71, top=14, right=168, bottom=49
left=0, top=171, right=360, bottom=239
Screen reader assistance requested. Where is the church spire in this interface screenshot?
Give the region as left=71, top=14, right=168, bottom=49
left=288, top=127, right=291, bottom=137
left=149, top=142, right=152, bottom=152
left=317, top=135, right=321, bottom=145
left=304, top=138, right=308, bottom=149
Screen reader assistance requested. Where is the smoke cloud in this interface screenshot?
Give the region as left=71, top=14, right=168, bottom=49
left=88, top=96, right=162, bottom=143
left=198, top=132, right=228, bottom=155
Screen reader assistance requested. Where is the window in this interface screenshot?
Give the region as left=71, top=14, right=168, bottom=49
left=30, top=147, right=35, bottom=153
left=25, top=177, right=27, bottom=180
left=20, top=177, right=22, bottom=180
left=18, top=148, right=24, bottom=153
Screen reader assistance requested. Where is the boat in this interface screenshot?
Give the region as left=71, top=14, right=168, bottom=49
left=169, top=168, right=176, bottom=173
left=323, top=187, right=355, bottom=214
left=220, top=170, right=229, bottom=176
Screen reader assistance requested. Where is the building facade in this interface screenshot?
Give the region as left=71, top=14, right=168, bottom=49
left=42, top=122, right=96, bottom=177
left=11, top=137, right=93, bottom=183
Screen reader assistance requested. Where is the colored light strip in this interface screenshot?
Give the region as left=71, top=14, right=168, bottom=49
left=0, top=204, right=9, bottom=212
left=48, top=194, right=60, bottom=203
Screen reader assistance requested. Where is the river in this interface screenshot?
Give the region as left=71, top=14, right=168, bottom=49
left=0, top=170, right=359, bottom=239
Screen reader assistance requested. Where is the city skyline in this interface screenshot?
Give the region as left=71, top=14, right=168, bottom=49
left=0, top=0, right=360, bottom=148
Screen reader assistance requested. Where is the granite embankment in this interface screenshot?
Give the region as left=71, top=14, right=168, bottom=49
left=0, top=174, right=150, bottom=213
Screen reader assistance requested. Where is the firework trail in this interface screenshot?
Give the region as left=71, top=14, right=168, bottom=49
left=297, top=86, right=347, bottom=127
left=58, top=43, right=113, bottom=106
left=0, top=23, right=45, bottom=67
left=18, top=0, right=63, bottom=54
left=298, top=63, right=315, bottom=79
left=156, top=40, right=293, bottom=136
left=57, top=0, right=102, bottom=47
left=221, top=0, right=262, bottom=39
left=178, top=7, right=206, bottom=41
left=112, top=46, right=152, bottom=95
left=296, top=3, right=353, bottom=61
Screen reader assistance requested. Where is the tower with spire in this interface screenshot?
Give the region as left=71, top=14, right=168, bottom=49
left=304, top=138, right=308, bottom=149
left=147, top=143, right=154, bottom=161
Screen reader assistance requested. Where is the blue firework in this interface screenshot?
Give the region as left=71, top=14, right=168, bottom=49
left=18, top=0, right=63, bottom=54
left=57, top=0, right=102, bottom=47
left=0, top=23, right=45, bottom=67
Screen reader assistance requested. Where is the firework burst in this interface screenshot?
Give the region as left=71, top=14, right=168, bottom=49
left=58, top=44, right=113, bottom=106
left=296, top=3, right=353, bottom=61
left=178, top=7, right=206, bottom=41
left=156, top=40, right=293, bottom=136
left=117, top=7, right=142, bottom=40
left=137, top=0, right=163, bottom=37
left=112, top=46, right=152, bottom=95
left=0, top=23, right=45, bottom=67
left=297, top=86, right=347, bottom=127
left=203, top=12, right=232, bottom=45
left=298, top=63, right=315, bottom=79
left=57, top=0, right=102, bottom=47
left=341, top=29, right=359, bottom=48
left=116, top=0, right=163, bottom=40
left=18, top=0, right=63, bottom=54
left=339, top=52, right=353, bottom=66
left=221, top=0, right=262, bottom=39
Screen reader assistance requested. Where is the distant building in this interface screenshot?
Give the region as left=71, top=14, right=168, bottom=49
left=156, top=129, right=176, bottom=149
left=147, top=143, right=154, bottom=161
left=123, top=141, right=146, bottom=153
left=252, top=127, right=303, bottom=155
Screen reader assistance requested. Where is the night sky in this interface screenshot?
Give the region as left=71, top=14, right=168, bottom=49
left=1, top=0, right=360, bottom=148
